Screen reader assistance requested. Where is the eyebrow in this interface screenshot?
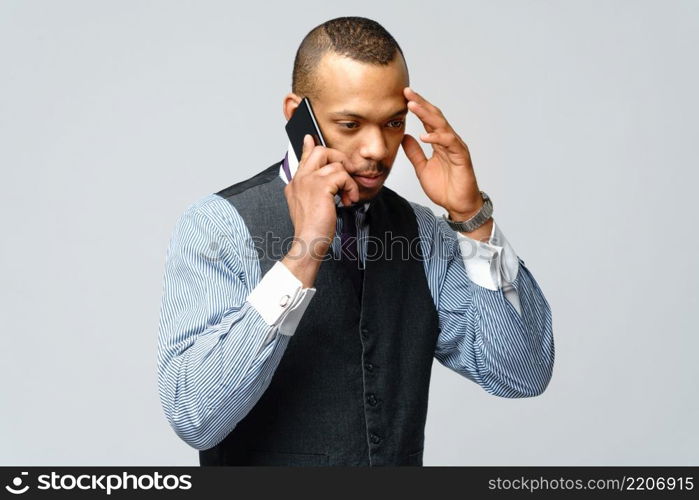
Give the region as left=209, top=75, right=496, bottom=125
left=328, top=107, right=409, bottom=120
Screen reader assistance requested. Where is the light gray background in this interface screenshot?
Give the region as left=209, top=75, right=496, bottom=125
left=1, top=0, right=697, bottom=466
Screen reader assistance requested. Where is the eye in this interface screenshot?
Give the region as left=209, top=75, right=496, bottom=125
left=387, top=119, right=405, bottom=128
left=339, top=122, right=359, bottom=129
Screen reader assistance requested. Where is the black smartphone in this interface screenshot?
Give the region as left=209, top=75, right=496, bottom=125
left=285, top=97, right=327, bottom=163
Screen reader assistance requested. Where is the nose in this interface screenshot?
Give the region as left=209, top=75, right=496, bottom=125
left=358, top=126, right=389, bottom=165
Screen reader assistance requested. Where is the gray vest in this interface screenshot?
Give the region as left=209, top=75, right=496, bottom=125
left=199, top=160, right=440, bottom=466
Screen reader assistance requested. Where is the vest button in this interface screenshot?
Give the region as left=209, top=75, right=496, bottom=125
left=360, top=327, right=369, bottom=338
left=367, top=394, right=377, bottom=406
left=370, top=433, right=381, bottom=444
left=366, top=363, right=374, bottom=372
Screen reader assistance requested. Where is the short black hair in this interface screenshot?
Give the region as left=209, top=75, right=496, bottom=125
left=292, top=16, right=408, bottom=100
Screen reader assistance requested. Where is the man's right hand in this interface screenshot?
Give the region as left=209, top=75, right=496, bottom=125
left=284, top=134, right=359, bottom=255
left=282, top=134, right=360, bottom=287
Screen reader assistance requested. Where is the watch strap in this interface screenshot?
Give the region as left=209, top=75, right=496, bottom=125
left=442, top=191, right=493, bottom=233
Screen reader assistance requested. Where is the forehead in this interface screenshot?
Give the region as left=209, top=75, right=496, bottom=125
left=314, top=52, right=408, bottom=118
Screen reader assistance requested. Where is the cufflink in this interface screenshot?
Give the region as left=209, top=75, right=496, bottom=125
left=279, top=294, right=291, bottom=307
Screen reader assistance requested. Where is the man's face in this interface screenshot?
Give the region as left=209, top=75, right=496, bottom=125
left=284, top=51, right=410, bottom=201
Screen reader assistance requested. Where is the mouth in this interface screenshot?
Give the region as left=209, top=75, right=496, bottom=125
left=352, top=172, right=385, bottom=188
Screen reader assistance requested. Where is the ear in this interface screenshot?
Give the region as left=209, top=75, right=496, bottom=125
left=282, top=93, right=302, bottom=121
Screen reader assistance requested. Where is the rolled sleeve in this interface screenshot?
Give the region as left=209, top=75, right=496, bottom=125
left=456, top=220, right=522, bottom=315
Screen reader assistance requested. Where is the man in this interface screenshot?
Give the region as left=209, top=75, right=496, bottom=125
left=157, top=16, right=554, bottom=466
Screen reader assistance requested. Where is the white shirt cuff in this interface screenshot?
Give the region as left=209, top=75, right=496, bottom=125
left=246, top=260, right=316, bottom=336
left=455, top=220, right=520, bottom=291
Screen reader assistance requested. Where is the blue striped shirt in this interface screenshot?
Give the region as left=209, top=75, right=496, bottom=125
left=157, top=159, right=555, bottom=451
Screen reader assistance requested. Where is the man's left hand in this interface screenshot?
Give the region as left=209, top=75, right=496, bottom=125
left=401, top=87, right=485, bottom=222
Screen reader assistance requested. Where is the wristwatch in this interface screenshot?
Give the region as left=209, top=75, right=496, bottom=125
left=441, top=191, right=493, bottom=232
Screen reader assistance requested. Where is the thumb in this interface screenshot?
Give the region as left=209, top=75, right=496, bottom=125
left=401, top=133, right=428, bottom=179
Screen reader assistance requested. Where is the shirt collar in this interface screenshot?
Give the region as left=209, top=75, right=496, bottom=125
left=279, top=140, right=371, bottom=212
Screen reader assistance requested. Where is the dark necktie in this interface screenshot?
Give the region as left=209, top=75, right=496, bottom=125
left=337, top=204, right=364, bottom=301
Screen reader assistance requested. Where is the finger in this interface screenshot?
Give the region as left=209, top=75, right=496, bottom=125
left=299, top=144, right=352, bottom=173
left=401, top=134, right=428, bottom=179
left=404, top=86, right=441, bottom=116
left=298, top=134, right=314, bottom=166
left=420, top=132, right=470, bottom=167
left=316, top=162, right=345, bottom=176
left=404, top=87, right=450, bottom=132
left=419, top=131, right=459, bottom=149
left=407, top=99, right=449, bottom=133
left=329, top=171, right=360, bottom=205
left=320, top=148, right=353, bottom=172
left=296, top=142, right=326, bottom=173
left=420, top=131, right=471, bottom=166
